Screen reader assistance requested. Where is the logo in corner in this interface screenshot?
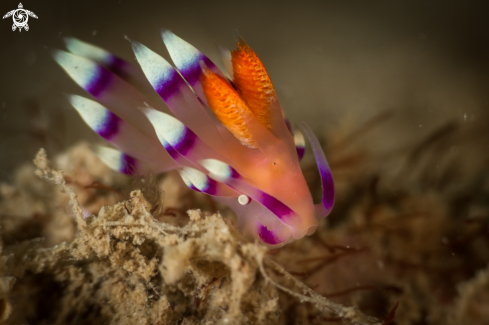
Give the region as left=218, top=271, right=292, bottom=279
left=3, top=3, right=37, bottom=32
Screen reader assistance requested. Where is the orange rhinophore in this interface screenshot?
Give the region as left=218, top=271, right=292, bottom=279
left=54, top=30, right=335, bottom=247
left=231, top=36, right=277, bottom=132
left=200, top=67, right=258, bottom=148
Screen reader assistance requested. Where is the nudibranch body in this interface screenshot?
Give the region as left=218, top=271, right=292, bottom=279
left=54, top=30, right=334, bottom=246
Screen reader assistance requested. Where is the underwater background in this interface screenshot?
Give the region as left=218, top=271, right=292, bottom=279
left=2, top=0, right=489, bottom=181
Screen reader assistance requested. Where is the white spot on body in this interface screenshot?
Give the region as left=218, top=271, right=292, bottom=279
left=238, top=195, right=250, bottom=205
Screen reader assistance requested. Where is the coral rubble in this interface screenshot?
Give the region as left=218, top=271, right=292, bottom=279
left=0, top=114, right=488, bottom=324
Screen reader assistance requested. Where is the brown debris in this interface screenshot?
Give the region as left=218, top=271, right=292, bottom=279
left=0, top=108, right=488, bottom=325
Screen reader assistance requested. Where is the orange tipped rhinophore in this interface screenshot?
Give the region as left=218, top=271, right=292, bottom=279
left=54, top=30, right=334, bottom=247
left=231, top=35, right=277, bottom=132
left=201, top=66, right=258, bottom=148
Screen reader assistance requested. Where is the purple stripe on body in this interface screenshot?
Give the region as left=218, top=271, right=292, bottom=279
left=86, top=66, right=112, bottom=98
left=258, top=224, right=281, bottom=245
left=120, top=154, right=137, bottom=175
left=180, top=55, right=215, bottom=86
left=155, top=68, right=185, bottom=102
left=97, top=111, right=120, bottom=140
left=107, top=55, right=127, bottom=76
left=173, top=128, right=196, bottom=155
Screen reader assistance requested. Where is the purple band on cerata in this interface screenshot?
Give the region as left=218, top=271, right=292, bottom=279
left=97, top=111, right=120, bottom=140
left=162, top=142, right=180, bottom=160
left=189, top=184, right=202, bottom=192
left=300, top=122, right=335, bottom=217
left=86, top=66, right=112, bottom=98
left=107, top=55, right=127, bottom=76
left=258, top=224, right=281, bottom=245
left=180, top=54, right=215, bottom=86
left=226, top=165, right=241, bottom=179
left=261, top=193, right=295, bottom=222
left=156, top=68, right=185, bottom=102
left=120, top=154, right=137, bottom=175
left=173, top=128, right=196, bottom=156
left=202, top=178, right=218, bottom=196
left=320, top=167, right=334, bottom=210
left=296, top=146, right=305, bottom=161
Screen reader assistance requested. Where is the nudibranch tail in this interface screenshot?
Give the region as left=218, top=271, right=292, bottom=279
left=300, top=122, right=335, bottom=219
left=54, top=30, right=335, bottom=246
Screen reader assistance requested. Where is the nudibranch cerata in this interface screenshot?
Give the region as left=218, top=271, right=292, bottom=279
left=53, top=30, right=334, bottom=246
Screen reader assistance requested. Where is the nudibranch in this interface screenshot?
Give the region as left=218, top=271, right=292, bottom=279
left=53, top=30, right=334, bottom=246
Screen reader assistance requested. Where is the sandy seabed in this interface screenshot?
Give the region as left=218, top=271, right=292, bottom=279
left=0, top=115, right=488, bottom=324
